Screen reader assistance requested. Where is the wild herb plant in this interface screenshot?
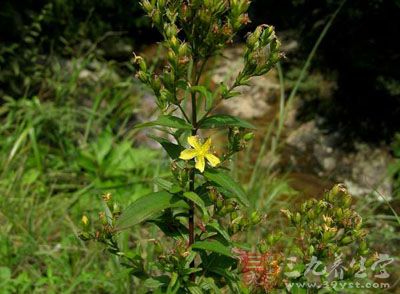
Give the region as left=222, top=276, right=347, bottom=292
left=80, top=1, right=374, bottom=292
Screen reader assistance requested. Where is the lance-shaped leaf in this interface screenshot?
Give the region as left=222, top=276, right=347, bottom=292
left=191, top=86, right=213, bottom=111
left=204, top=169, right=249, bottom=206
left=116, top=191, right=187, bottom=230
left=183, top=192, right=208, bottom=217
left=198, top=114, right=255, bottom=129
left=134, top=115, right=192, bottom=130
left=148, top=135, right=184, bottom=160
left=192, top=240, right=233, bottom=257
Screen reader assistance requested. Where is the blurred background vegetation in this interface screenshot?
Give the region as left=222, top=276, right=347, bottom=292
left=0, top=0, right=399, bottom=292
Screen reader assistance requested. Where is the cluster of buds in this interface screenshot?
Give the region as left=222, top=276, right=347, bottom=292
left=234, top=25, right=282, bottom=88
left=229, top=210, right=263, bottom=235
left=227, top=127, right=254, bottom=155
left=281, top=184, right=370, bottom=262
left=158, top=239, right=192, bottom=273
left=79, top=193, right=120, bottom=245
left=206, top=185, right=262, bottom=234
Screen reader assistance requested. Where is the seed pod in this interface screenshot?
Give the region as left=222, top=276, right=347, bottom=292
left=341, top=236, right=353, bottom=245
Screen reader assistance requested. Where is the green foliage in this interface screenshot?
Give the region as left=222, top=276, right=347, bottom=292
left=79, top=0, right=382, bottom=292
left=81, top=0, right=282, bottom=292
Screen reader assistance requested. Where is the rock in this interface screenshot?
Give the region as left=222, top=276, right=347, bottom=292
left=342, top=144, right=393, bottom=200
left=211, top=46, right=280, bottom=119
left=285, top=118, right=394, bottom=200
left=286, top=121, right=319, bottom=152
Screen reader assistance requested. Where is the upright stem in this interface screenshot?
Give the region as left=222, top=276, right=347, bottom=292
left=188, top=58, right=198, bottom=281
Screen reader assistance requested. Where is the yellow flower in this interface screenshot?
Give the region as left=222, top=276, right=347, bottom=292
left=179, top=136, right=220, bottom=172
left=82, top=215, right=89, bottom=226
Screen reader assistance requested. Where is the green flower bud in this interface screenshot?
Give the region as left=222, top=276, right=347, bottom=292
left=335, top=208, right=344, bottom=219
left=243, top=132, right=254, bottom=141
left=178, top=42, right=190, bottom=57
left=216, top=197, right=224, bottom=209
left=246, top=27, right=262, bottom=49
left=307, top=209, right=316, bottom=220
left=280, top=209, right=292, bottom=222
left=151, top=10, right=162, bottom=27
left=358, top=240, right=368, bottom=255
left=250, top=211, right=261, bottom=225
left=208, top=187, right=218, bottom=202
left=169, top=36, right=180, bottom=52
left=167, top=49, right=177, bottom=67
left=294, top=212, right=301, bottom=224
left=141, top=0, right=153, bottom=13
left=230, top=211, right=238, bottom=220
left=343, top=194, right=352, bottom=208
left=341, top=236, right=353, bottom=245
left=151, top=75, right=161, bottom=93
left=157, top=0, right=165, bottom=9
left=165, top=24, right=178, bottom=38
left=136, top=71, right=148, bottom=83
left=365, top=254, right=378, bottom=267
left=260, top=26, right=273, bottom=45
left=258, top=241, right=269, bottom=254
left=154, top=241, right=163, bottom=255
left=308, top=245, right=315, bottom=256
left=79, top=232, right=90, bottom=241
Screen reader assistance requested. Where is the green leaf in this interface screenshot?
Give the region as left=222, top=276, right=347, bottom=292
left=116, top=191, right=187, bottom=230
left=183, top=192, right=208, bottom=216
left=199, top=114, right=255, bottom=129
left=192, top=240, right=233, bottom=257
left=135, top=115, right=192, bottom=130
left=206, top=221, right=230, bottom=242
left=188, top=286, right=203, bottom=294
left=204, top=169, right=249, bottom=206
left=148, top=135, right=184, bottom=159
left=191, top=86, right=213, bottom=111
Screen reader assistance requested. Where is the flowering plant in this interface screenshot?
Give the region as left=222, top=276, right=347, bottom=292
left=79, top=1, right=375, bottom=292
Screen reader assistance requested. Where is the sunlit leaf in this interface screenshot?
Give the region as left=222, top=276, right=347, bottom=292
left=116, top=191, right=187, bottom=230
left=204, top=169, right=249, bottom=206
left=135, top=115, right=192, bottom=130
left=199, top=114, right=255, bottom=129
left=192, top=240, right=233, bottom=257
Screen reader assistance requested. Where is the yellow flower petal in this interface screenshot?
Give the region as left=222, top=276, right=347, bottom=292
left=187, top=136, right=201, bottom=150
left=202, top=138, right=212, bottom=153
left=179, top=149, right=197, bottom=160
left=195, top=156, right=206, bottom=172
left=205, top=153, right=220, bottom=167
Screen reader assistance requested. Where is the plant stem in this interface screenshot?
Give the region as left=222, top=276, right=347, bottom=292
left=188, top=58, right=199, bottom=281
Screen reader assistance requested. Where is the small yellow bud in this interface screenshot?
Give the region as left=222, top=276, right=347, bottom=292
left=82, top=215, right=89, bottom=226
left=102, top=193, right=112, bottom=202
